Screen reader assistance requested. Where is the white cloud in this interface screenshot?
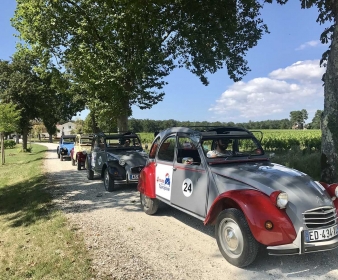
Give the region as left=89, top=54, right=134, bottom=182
left=295, top=40, right=321, bottom=51
left=269, top=60, right=325, bottom=83
left=209, top=60, right=324, bottom=121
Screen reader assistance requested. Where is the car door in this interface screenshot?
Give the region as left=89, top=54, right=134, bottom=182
left=155, top=134, right=176, bottom=201
left=170, top=134, right=208, bottom=217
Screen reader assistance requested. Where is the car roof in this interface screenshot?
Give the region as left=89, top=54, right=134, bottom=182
left=95, top=132, right=139, bottom=138
left=62, top=134, right=76, bottom=138
left=156, top=126, right=253, bottom=138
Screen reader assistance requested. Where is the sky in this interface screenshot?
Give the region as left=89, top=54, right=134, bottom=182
left=0, top=1, right=330, bottom=123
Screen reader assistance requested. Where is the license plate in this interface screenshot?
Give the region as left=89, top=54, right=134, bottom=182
left=129, top=174, right=139, bottom=180
left=305, top=225, right=338, bottom=242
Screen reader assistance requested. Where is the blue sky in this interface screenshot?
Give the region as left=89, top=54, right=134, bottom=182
left=0, top=1, right=329, bottom=123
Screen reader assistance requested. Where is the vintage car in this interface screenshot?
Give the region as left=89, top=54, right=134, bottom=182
left=86, top=132, right=148, bottom=191
left=56, top=134, right=76, bottom=161
left=137, top=126, right=338, bottom=267
left=70, top=134, right=93, bottom=170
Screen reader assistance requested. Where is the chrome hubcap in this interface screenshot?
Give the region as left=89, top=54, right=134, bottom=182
left=219, top=218, right=244, bottom=259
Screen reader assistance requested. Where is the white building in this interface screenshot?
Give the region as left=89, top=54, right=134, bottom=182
left=56, top=122, right=77, bottom=137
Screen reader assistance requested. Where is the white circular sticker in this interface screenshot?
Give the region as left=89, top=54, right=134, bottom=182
left=182, top=178, right=193, bottom=197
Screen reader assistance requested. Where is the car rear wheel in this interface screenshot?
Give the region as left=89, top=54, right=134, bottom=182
left=77, top=160, right=81, bottom=170
left=104, top=168, right=115, bottom=192
left=71, top=157, right=75, bottom=166
left=140, top=193, right=159, bottom=215
left=215, top=208, right=259, bottom=268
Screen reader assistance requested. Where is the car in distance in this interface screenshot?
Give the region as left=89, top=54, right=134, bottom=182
left=56, top=134, right=76, bottom=161
left=137, top=126, right=338, bottom=267
left=71, top=134, right=93, bottom=170
left=86, top=132, right=148, bottom=192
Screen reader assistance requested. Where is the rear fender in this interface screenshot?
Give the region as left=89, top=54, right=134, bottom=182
left=205, top=189, right=296, bottom=246
left=137, top=162, right=156, bottom=198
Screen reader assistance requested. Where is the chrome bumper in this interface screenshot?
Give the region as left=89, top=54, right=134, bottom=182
left=267, top=227, right=338, bottom=255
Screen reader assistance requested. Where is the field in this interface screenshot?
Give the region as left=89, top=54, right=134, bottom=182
left=139, top=129, right=322, bottom=151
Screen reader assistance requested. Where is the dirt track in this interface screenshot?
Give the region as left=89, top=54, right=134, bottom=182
left=40, top=142, right=338, bottom=280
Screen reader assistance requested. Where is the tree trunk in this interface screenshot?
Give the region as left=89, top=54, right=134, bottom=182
left=116, top=96, right=130, bottom=133
left=90, top=113, right=100, bottom=133
left=49, top=134, right=53, bottom=143
left=22, top=127, right=28, bottom=151
left=1, top=132, right=5, bottom=165
left=321, top=20, right=338, bottom=183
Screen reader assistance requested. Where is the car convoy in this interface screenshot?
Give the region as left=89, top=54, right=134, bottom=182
left=58, top=127, right=338, bottom=268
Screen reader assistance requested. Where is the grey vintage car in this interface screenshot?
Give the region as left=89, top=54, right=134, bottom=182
left=137, top=126, right=338, bottom=267
left=86, top=132, right=148, bottom=191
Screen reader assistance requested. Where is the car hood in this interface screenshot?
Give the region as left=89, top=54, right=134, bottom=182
left=210, top=161, right=334, bottom=230
left=61, top=143, right=74, bottom=149
left=107, top=150, right=148, bottom=166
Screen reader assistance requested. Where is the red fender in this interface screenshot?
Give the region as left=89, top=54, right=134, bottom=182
left=318, top=182, right=338, bottom=209
left=137, top=162, right=156, bottom=198
left=204, top=190, right=296, bottom=246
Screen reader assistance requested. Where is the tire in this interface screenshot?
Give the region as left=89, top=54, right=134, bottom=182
left=86, top=159, right=94, bottom=180
left=60, top=154, right=64, bottom=161
left=77, top=160, right=81, bottom=170
left=215, top=208, right=259, bottom=268
left=72, top=157, right=75, bottom=166
left=104, top=168, right=115, bottom=192
left=140, top=193, right=159, bottom=215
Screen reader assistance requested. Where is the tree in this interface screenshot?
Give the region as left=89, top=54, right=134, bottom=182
left=311, top=110, right=323, bottom=129
left=12, top=0, right=269, bottom=132
left=0, top=102, right=21, bottom=164
left=0, top=55, right=43, bottom=151
left=290, top=109, right=308, bottom=128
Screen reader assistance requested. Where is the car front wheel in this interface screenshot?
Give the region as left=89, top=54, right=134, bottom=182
left=104, top=168, right=115, bottom=192
left=140, top=193, right=159, bottom=215
left=215, top=208, right=259, bottom=268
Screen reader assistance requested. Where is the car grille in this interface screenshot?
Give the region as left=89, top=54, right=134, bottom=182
left=303, top=206, right=338, bottom=229
left=131, top=166, right=144, bottom=173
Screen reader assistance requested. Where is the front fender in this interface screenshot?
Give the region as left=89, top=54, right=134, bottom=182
left=205, top=189, right=296, bottom=246
left=137, top=162, right=156, bottom=198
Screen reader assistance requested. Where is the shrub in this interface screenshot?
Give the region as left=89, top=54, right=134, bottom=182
left=4, top=140, right=16, bottom=149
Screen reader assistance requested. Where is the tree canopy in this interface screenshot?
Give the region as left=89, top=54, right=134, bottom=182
left=12, top=0, right=269, bottom=130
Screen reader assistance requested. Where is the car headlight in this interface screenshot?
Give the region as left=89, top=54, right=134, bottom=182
left=119, top=159, right=126, bottom=166
left=335, top=186, right=338, bottom=198
left=276, top=192, right=288, bottom=209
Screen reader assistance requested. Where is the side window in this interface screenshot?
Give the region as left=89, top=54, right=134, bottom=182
left=149, top=137, right=160, bottom=159
left=177, top=136, right=200, bottom=165
left=157, top=135, right=176, bottom=162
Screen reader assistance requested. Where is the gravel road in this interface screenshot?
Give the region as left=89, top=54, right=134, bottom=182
left=40, top=142, right=338, bottom=280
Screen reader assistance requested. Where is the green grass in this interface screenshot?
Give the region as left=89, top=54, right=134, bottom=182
left=0, top=144, right=93, bottom=280
left=271, top=147, right=321, bottom=180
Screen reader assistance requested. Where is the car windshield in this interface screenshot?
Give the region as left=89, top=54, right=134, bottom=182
left=202, top=136, right=263, bottom=159
left=105, top=136, right=142, bottom=149
left=80, top=138, right=92, bottom=146
left=63, top=138, right=74, bottom=144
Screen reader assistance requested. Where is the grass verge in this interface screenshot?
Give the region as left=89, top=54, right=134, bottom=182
left=0, top=144, right=93, bottom=280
